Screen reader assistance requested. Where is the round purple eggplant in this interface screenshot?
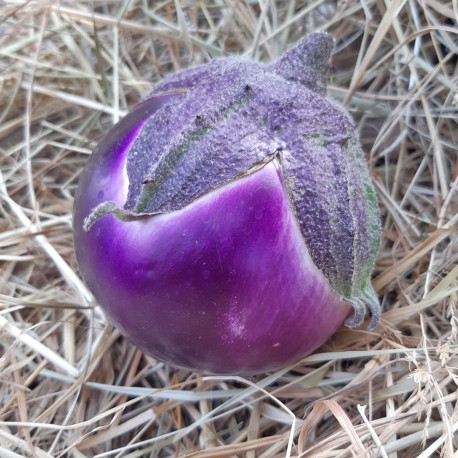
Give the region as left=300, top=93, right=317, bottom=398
left=73, top=33, right=380, bottom=375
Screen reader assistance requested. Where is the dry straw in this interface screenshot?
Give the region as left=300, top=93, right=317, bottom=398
left=0, top=0, right=457, bottom=457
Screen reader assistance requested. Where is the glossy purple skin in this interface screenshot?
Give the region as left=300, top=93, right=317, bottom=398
left=73, top=96, right=352, bottom=375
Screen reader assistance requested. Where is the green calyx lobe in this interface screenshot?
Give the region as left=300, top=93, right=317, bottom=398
left=134, top=92, right=252, bottom=214
left=135, top=126, right=210, bottom=214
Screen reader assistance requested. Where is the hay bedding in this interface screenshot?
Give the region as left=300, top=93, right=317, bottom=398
left=0, top=1, right=457, bottom=457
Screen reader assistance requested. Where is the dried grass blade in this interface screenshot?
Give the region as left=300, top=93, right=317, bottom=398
left=181, top=434, right=287, bottom=458
left=373, top=228, right=451, bottom=292
left=344, top=0, right=407, bottom=105
left=298, top=399, right=366, bottom=455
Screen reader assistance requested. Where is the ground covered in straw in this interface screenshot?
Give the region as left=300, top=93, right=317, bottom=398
left=1, top=1, right=457, bottom=457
